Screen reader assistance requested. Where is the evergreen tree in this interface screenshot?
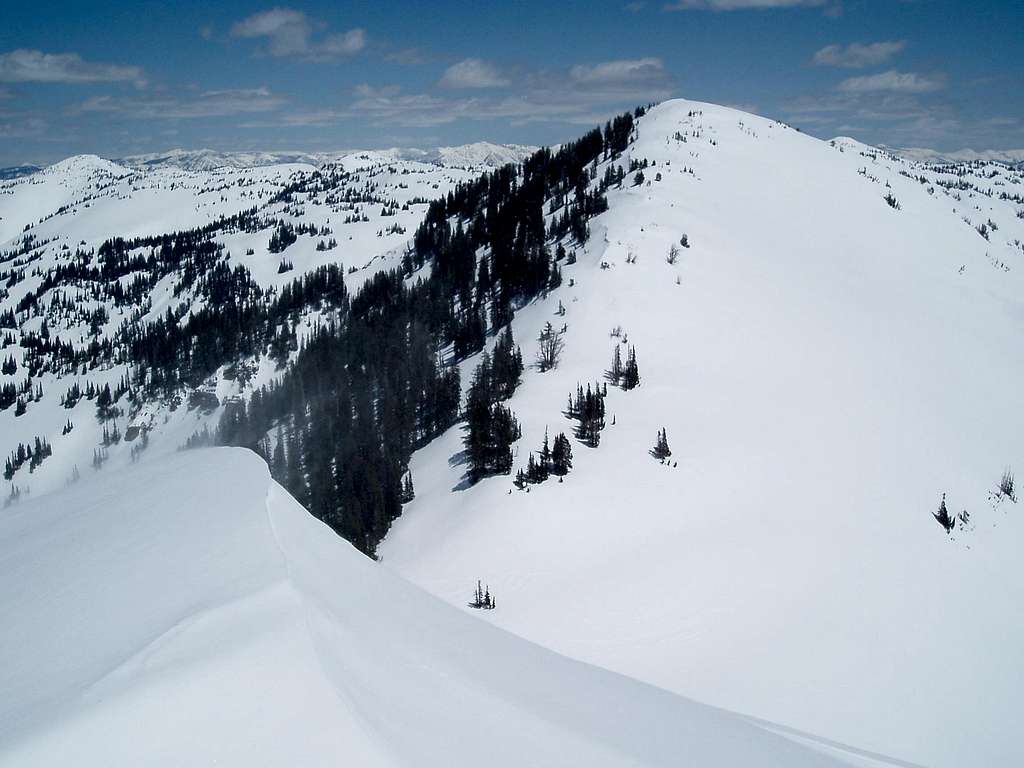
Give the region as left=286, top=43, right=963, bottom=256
left=621, top=345, right=640, bottom=390
left=271, top=426, right=286, bottom=479
left=565, top=383, right=606, bottom=447
left=550, top=432, right=573, bottom=476
left=933, top=493, right=955, bottom=534
left=650, top=428, right=672, bottom=461
left=607, top=345, right=623, bottom=385
left=491, top=325, right=523, bottom=400
left=400, top=471, right=415, bottom=503
left=464, top=355, right=521, bottom=483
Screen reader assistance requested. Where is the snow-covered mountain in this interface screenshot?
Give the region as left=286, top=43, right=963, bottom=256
left=117, top=141, right=536, bottom=173
left=2, top=98, right=1022, bottom=766
left=379, top=101, right=1024, bottom=768
left=886, top=145, right=1024, bottom=165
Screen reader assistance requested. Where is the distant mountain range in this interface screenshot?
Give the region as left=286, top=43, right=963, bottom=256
left=114, top=141, right=536, bottom=172
left=0, top=164, right=42, bottom=180
left=886, top=146, right=1024, bottom=165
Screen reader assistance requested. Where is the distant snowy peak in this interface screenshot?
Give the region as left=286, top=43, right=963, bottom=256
left=118, top=148, right=321, bottom=173
left=430, top=142, right=537, bottom=168
left=880, top=145, right=1024, bottom=166
left=0, top=164, right=41, bottom=181
left=115, top=141, right=537, bottom=173
left=43, top=154, right=132, bottom=180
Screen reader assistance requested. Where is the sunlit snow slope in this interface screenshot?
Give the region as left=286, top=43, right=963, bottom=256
left=0, top=448, right=876, bottom=767
left=381, top=99, right=1024, bottom=767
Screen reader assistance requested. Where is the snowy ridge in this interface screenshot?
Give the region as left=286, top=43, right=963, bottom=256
left=0, top=448, right=878, bottom=767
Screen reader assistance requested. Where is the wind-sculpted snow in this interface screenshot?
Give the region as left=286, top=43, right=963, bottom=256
left=381, top=100, right=1024, bottom=768
left=0, top=448, right=869, bottom=767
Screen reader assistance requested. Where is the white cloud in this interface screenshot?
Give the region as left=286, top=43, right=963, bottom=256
left=439, top=59, right=509, bottom=89
left=385, top=47, right=430, bottom=66
left=76, top=87, right=286, bottom=119
left=837, top=70, right=944, bottom=94
left=0, top=115, right=47, bottom=138
left=812, top=41, right=905, bottom=68
left=322, top=28, right=367, bottom=56
left=570, top=58, right=664, bottom=85
left=0, top=49, right=146, bottom=87
left=666, top=0, right=826, bottom=9
left=229, top=8, right=365, bottom=59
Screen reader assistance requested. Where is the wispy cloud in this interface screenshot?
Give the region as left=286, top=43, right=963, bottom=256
left=0, top=49, right=146, bottom=87
left=75, top=87, right=286, bottom=119
left=570, top=58, right=664, bottom=85
left=837, top=70, right=944, bottom=94
left=812, top=41, right=905, bottom=68
left=439, top=59, right=509, bottom=89
left=665, top=0, right=827, bottom=10
left=385, top=47, right=431, bottom=66
left=0, top=115, right=47, bottom=138
left=229, top=8, right=366, bottom=59
left=245, top=54, right=672, bottom=134
left=337, top=57, right=672, bottom=129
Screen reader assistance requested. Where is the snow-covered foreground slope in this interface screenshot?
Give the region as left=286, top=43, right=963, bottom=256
left=0, top=448, right=879, bottom=767
left=381, top=100, right=1024, bottom=767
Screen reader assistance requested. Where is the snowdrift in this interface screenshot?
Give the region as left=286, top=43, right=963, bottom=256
left=0, top=448, right=868, bottom=767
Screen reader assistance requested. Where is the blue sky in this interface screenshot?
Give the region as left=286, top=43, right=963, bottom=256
left=0, top=0, right=1021, bottom=165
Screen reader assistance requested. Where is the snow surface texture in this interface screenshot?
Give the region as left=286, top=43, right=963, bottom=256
left=380, top=100, right=1024, bottom=768
left=0, top=448, right=876, bottom=767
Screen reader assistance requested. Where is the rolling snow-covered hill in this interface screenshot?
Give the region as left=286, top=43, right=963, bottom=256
left=0, top=447, right=879, bottom=767
left=0, top=145, right=501, bottom=499
left=379, top=100, right=1024, bottom=768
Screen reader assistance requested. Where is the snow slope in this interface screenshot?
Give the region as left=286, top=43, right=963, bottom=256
left=0, top=447, right=877, bottom=767
left=380, top=99, right=1024, bottom=768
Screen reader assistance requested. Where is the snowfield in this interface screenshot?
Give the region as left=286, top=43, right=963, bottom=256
left=0, top=448, right=879, bottom=767
left=380, top=100, right=1024, bottom=768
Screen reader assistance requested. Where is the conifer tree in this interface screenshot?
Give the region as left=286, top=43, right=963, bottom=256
left=551, top=432, right=573, bottom=476
left=271, top=426, right=286, bottom=479
left=607, top=345, right=623, bottom=385
left=621, top=345, right=640, bottom=390
left=650, top=428, right=672, bottom=461
left=933, top=493, right=955, bottom=533
left=401, top=471, right=415, bottom=503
